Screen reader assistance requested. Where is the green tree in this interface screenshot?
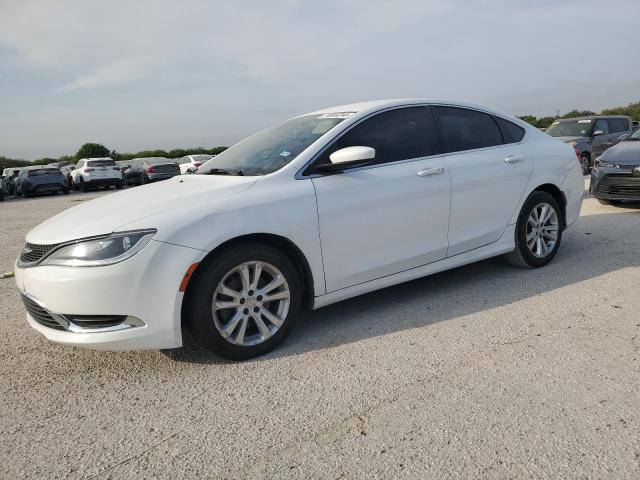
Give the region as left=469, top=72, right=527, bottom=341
left=75, top=143, right=110, bottom=159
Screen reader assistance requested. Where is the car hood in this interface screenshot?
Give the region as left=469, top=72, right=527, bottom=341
left=26, top=175, right=259, bottom=245
left=601, top=141, right=640, bottom=165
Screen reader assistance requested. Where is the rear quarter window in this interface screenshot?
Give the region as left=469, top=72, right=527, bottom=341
left=495, top=117, right=525, bottom=143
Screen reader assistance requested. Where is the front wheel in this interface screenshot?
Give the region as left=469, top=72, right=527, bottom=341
left=185, top=244, right=302, bottom=360
left=504, top=191, right=563, bottom=268
left=579, top=154, right=590, bottom=175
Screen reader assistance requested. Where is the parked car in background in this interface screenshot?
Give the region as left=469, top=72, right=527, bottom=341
left=546, top=115, right=633, bottom=174
left=14, top=99, right=583, bottom=360
left=178, top=154, right=213, bottom=174
left=70, top=158, right=123, bottom=192
left=48, top=164, right=74, bottom=185
left=123, top=157, right=181, bottom=185
left=1, top=167, right=22, bottom=195
left=590, top=126, right=640, bottom=206
left=116, top=160, right=135, bottom=175
left=14, top=166, right=69, bottom=197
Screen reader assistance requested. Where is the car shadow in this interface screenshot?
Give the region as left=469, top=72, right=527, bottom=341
left=167, top=208, right=640, bottom=364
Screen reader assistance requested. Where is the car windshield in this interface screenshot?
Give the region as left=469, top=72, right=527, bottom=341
left=197, top=113, right=349, bottom=176
left=625, top=128, right=640, bottom=141
left=546, top=119, right=593, bottom=137
left=87, top=160, right=116, bottom=167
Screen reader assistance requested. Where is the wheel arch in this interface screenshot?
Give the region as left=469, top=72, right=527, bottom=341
left=180, top=233, right=315, bottom=328
left=531, top=183, right=567, bottom=229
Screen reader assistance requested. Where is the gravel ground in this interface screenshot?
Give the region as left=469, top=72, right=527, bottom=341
left=1, top=183, right=639, bottom=479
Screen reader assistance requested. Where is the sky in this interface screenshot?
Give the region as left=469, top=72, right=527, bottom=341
left=1, top=0, right=639, bottom=160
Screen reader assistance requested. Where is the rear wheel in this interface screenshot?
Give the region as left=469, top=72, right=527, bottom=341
left=186, top=243, right=302, bottom=360
left=505, top=191, right=563, bottom=268
left=81, top=178, right=88, bottom=192
left=62, top=188, right=69, bottom=195
left=116, top=182, right=123, bottom=190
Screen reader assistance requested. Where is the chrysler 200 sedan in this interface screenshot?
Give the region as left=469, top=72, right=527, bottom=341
left=15, top=99, right=583, bottom=360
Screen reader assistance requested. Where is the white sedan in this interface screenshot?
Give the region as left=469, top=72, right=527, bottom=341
left=15, top=99, right=583, bottom=360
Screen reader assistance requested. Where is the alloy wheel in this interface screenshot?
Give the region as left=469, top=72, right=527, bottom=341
left=526, top=202, right=559, bottom=258
left=212, top=261, right=291, bottom=347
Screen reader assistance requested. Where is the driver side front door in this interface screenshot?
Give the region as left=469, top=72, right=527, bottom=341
left=310, top=106, right=451, bottom=293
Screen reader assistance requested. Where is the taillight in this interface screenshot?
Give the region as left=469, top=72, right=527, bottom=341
left=146, top=166, right=154, bottom=173
left=85, top=168, right=94, bottom=172
left=193, top=162, right=201, bottom=167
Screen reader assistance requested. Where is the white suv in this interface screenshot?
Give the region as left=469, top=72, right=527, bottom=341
left=178, top=154, right=213, bottom=174
left=70, top=158, right=123, bottom=192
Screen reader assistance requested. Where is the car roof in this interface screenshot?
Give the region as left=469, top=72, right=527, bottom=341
left=554, top=115, right=631, bottom=121
left=304, top=98, right=518, bottom=119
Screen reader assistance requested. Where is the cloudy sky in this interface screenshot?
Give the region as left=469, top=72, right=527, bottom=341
left=1, top=0, right=639, bottom=159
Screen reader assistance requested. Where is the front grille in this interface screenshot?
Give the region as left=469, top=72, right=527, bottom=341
left=20, top=293, right=65, bottom=330
left=595, top=175, right=640, bottom=199
left=19, top=242, right=59, bottom=264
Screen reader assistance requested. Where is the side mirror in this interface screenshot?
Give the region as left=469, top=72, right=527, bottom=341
left=593, top=130, right=605, bottom=136
left=315, top=146, right=376, bottom=173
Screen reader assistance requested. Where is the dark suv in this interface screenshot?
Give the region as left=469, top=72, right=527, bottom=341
left=546, top=115, right=633, bottom=174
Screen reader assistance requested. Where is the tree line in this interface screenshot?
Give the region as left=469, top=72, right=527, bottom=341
left=519, top=101, right=640, bottom=129
left=1, top=143, right=228, bottom=171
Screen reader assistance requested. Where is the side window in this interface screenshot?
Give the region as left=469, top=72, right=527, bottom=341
left=608, top=118, right=628, bottom=133
left=432, top=106, right=503, bottom=152
left=314, top=107, right=442, bottom=169
left=593, top=119, right=609, bottom=134
left=494, top=117, right=525, bottom=143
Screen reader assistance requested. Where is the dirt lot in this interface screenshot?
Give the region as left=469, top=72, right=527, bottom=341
left=1, top=185, right=639, bottom=479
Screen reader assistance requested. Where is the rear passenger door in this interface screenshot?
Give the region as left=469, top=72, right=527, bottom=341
left=432, top=106, right=532, bottom=256
left=607, top=118, right=630, bottom=146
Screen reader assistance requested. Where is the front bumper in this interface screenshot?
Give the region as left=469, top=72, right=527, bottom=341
left=14, top=239, right=205, bottom=351
left=590, top=167, right=640, bottom=200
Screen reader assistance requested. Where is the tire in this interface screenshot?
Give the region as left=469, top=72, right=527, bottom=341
left=579, top=154, right=590, bottom=175
left=72, top=178, right=79, bottom=191
left=597, top=198, right=622, bottom=206
left=185, top=243, right=302, bottom=360
left=504, top=191, right=563, bottom=268
left=116, top=182, right=123, bottom=190
left=62, top=188, right=69, bottom=195
left=140, top=175, right=147, bottom=185
left=81, top=179, right=88, bottom=192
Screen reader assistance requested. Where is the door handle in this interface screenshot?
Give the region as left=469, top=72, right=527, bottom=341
left=417, top=167, right=445, bottom=177
left=504, top=155, right=524, bottom=164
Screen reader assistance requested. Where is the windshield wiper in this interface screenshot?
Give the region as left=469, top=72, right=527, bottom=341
left=201, top=168, right=244, bottom=176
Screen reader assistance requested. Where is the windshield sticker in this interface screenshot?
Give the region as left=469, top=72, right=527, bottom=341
left=577, top=119, right=592, bottom=123
left=279, top=151, right=291, bottom=157
left=318, top=112, right=356, bottom=119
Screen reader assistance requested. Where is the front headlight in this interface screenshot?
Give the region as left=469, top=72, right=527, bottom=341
left=596, top=159, right=618, bottom=169
left=41, top=229, right=156, bottom=267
